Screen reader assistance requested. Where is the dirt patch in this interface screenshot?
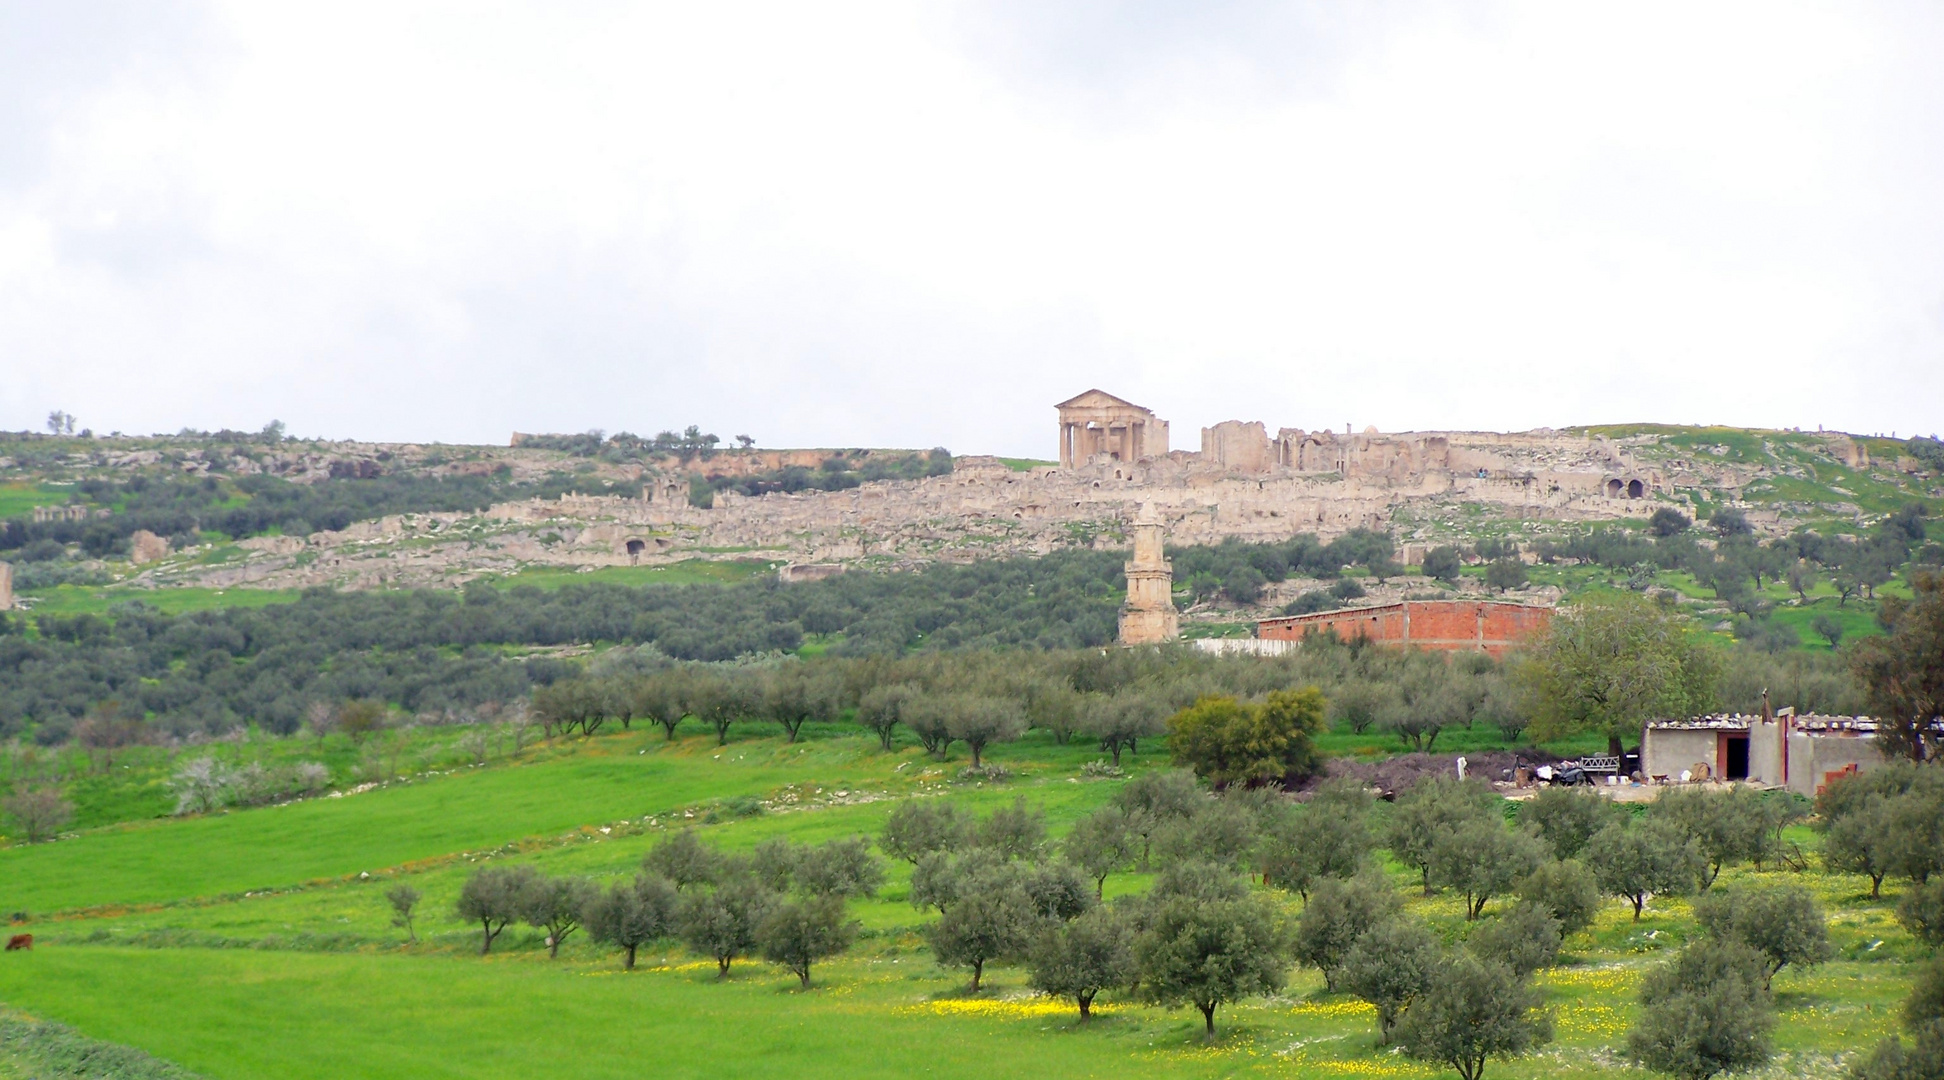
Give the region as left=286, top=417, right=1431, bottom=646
left=1296, top=748, right=1571, bottom=799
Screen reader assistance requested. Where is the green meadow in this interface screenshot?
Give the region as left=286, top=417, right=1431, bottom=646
left=0, top=722, right=1928, bottom=1079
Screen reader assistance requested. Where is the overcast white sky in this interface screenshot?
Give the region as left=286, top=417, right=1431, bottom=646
left=2, top=2, right=1941, bottom=457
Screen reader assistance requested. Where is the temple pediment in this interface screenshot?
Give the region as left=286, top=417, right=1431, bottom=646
left=1056, top=389, right=1149, bottom=412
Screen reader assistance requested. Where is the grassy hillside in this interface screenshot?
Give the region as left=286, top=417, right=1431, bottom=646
left=0, top=724, right=1929, bottom=1079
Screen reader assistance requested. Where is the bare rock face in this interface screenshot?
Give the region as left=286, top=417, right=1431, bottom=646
left=238, top=535, right=306, bottom=556
left=129, top=530, right=171, bottom=565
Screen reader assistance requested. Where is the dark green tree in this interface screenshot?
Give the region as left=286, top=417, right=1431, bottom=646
left=519, top=874, right=596, bottom=959
left=1294, top=872, right=1401, bottom=991
left=678, top=876, right=777, bottom=977
left=1584, top=820, right=1706, bottom=921
left=1627, top=941, right=1773, bottom=1079
left=1851, top=572, right=1944, bottom=762
left=1694, top=886, right=1832, bottom=988
left=584, top=873, right=678, bottom=969
left=455, top=864, right=538, bottom=955
left=1340, top=916, right=1439, bottom=1043
left=1167, top=687, right=1327, bottom=788
left=1422, top=546, right=1464, bottom=584
left=1516, top=593, right=1720, bottom=757
left=1516, top=860, right=1602, bottom=938
left=1136, top=891, right=1290, bottom=1038
left=1396, top=954, right=1552, bottom=1080
left=1028, top=904, right=1136, bottom=1021
left=757, top=894, right=857, bottom=988
left=880, top=800, right=972, bottom=864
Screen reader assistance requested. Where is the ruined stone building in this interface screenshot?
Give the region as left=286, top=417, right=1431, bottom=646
left=1118, top=503, right=1178, bottom=645
left=1056, top=390, right=1169, bottom=467
left=131, top=389, right=1810, bottom=593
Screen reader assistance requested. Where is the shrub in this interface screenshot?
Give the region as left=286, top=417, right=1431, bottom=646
left=1467, top=901, right=1562, bottom=976
left=1627, top=941, right=1772, bottom=1080
left=1341, top=916, right=1439, bottom=1042
left=1396, top=954, right=1552, bottom=1080
left=1694, top=885, right=1832, bottom=988
left=1516, top=860, right=1602, bottom=938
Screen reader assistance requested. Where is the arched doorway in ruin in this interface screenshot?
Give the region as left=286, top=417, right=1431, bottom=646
left=1627, top=479, right=1644, bottom=498
left=1606, top=478, right=1624, bottom=497
left=625, top=538, right=646, bottom=565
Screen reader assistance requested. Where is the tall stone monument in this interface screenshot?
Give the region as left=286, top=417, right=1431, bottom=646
left=1118, top=503, right=1178, bottom=645
left=0, top=561, right=12, bottom=612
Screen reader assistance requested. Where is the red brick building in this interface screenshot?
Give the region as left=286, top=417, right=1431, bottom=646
left=1256, top=600, right=1553, bottom=658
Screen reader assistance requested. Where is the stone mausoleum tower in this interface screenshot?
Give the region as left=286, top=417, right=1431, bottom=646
left=1118, top=504, right=1178, bottom=645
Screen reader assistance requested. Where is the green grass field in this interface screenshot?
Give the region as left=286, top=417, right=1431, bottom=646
left=0, top=725, right=1927, bottom=1078
left=0, top=483, right=79, bottom=520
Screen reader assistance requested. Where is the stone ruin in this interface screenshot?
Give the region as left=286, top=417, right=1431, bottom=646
left=121, top=390, right=1825, bottom=594
left=1118, top=503, right=1178, bottom=645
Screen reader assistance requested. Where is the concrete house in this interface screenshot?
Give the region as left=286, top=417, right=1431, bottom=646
left=1640, top=708, right=1887, bottom=796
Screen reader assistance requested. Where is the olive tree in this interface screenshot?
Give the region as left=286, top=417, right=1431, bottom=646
left=1584, top=820, right=1706, bottom=921
left=644, top=829, right=722, bottom=890
left=1467, top=902, right=1562, bottom=976
left=1386, top=777, right=1503, bottom=895
left=1340, top=916, right=1439, bottom=1043
left=795, top=836, right=884, bottom=899
left=926, top=864, right=1037, bottom=992
left=975, top=797, right=1047, bottom=862
left=1111, top=768, right=1208, bottom=867
left=1064, top=805, right=1137, bottom=898
left=761, top=663, right=844, bottom=743
left=1427, top=819, right=1546, bottom=919
left=1396, top=954, right=1552, bottom=1080
left=1694, top=886, right=1832, bottom=988
left=679, top=876, right=777, bottom=977
left=1521, top=785, right=1621, bottom=860
left=385, top=884, right=421, bottom=944
left=945, top=696, right=1027, bottom=769
left=880, top=800, right=972, bottom=864
left=1654, top=786, right=1775, bottom=889
left=1028, top=904, right=1136, bottom=1020
left=1516, top=859, right=1602, bottom=937
left=1823, top=795, right=1896, bottom=897
left=455, top=864, right=538, bottom=955
left=1077, top=691, right=1167, bottom=768
left=1136, top=891, right=1290, bottom=1038
left=1295, top=873, right=1402, bottom=991
left=1259, top=781, right=1372, bottom=900
left=1627, top=941, right=1773, bottom=1079
left=757, top=894, right=856, bottom=988
left=1899, top=880, right=1944, bottom=949
left=856, top=683, right=917, bottom=752
left=520, top=874, right=597, bottom=958
left=584, top=873, right=678, bottom=969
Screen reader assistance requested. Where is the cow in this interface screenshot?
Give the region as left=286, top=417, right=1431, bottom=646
left=4, top=934, right=30, bottom=951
